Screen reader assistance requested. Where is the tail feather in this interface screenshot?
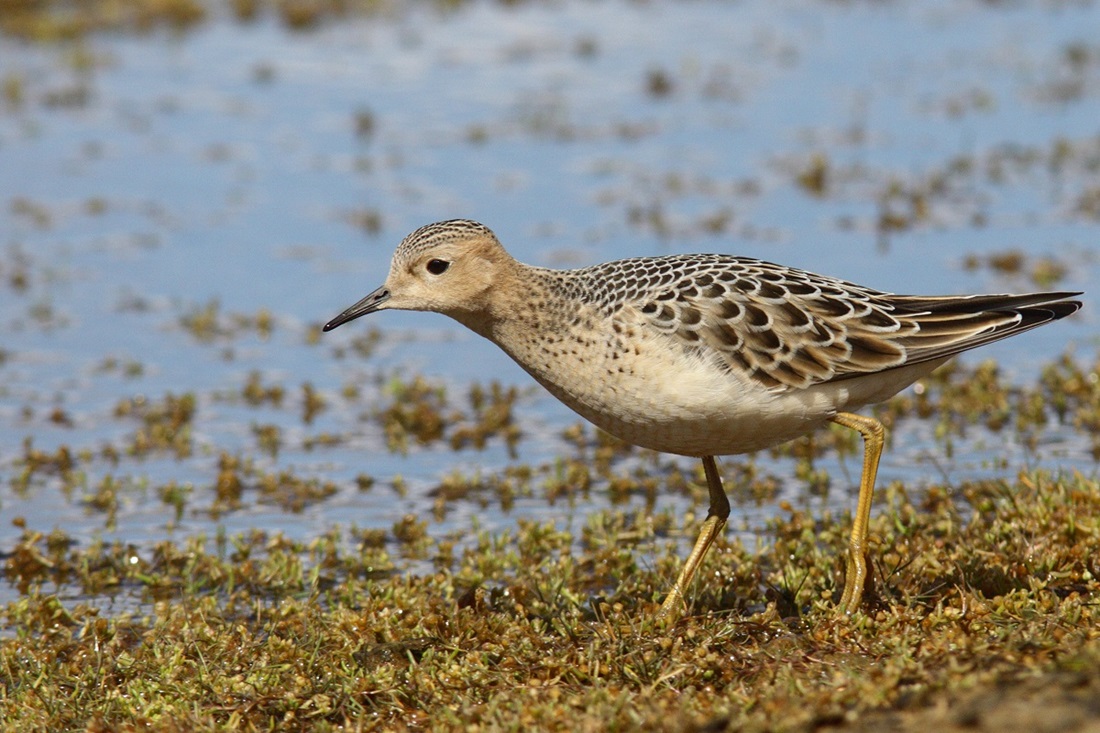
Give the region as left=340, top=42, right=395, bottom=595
left=887, top=292, right=1082, bottom=367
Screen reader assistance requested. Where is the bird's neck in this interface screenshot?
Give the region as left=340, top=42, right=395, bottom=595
left=449, top=264, right=577, bottom=346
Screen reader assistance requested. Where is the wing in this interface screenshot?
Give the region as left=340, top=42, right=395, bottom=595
left=626, top=256, right=1082, bottom=391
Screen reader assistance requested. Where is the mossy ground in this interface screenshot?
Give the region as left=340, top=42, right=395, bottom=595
left=3, top=445, right=1099, bottom=730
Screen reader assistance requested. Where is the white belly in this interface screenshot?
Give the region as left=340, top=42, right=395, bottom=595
left=511, top=329, right=945, bottom=458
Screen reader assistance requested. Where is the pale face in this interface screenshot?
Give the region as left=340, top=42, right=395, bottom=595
left=323, top=225, right=509, bottom=333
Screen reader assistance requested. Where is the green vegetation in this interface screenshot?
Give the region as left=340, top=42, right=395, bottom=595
left=2, top=467, right=1098, bottom=730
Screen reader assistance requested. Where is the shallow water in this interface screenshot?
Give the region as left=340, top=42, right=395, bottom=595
left=1, top=0, right=1098, bottom=609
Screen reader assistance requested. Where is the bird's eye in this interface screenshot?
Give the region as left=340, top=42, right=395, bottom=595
left=426, top=259, right=450, bottom=275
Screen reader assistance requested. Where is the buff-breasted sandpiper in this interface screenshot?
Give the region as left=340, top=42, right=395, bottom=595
left=323, top=219, right=1082, bottom=622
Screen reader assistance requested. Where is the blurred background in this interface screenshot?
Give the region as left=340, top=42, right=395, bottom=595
left=1, top=0, right=1097, bottom=608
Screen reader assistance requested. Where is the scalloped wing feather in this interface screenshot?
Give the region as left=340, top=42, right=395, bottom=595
left=624, top=257, right=1081, bottom=392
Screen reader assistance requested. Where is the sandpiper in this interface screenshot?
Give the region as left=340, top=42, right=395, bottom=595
left=324, top=219, right=1081, bottom=621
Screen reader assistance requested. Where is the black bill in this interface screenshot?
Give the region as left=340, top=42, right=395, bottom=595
left=322, top=285, right=391, bottom=332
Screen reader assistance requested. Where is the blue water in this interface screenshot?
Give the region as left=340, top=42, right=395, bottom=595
left=1, top=0, right=1097, bottom=608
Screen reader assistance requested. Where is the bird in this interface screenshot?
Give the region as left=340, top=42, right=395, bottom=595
left=323, top=219, right=1082, bottom=622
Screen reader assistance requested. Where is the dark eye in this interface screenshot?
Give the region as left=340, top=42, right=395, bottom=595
left=426, top=259, right=450, bottom=275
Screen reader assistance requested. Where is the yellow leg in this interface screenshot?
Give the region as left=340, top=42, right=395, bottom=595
left=830, top=411, right=885, bottom=615
left=657, top=456, right=730, bottom=623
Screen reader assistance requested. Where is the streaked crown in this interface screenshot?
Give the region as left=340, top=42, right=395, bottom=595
left=392, top=219, right=498, bottom=269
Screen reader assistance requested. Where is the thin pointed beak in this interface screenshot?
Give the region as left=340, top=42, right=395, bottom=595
left=322, top=285, right=391, bottom=332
